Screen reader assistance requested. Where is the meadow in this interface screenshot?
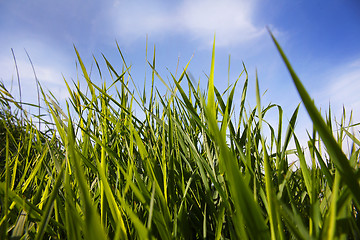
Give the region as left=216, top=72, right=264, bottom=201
left=0, top=33, right=359, bottom=239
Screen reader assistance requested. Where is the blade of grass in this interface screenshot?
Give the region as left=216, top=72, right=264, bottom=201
left=269, top=29, right=360, bottom=207
left=256, top=72, right=284, bottom=240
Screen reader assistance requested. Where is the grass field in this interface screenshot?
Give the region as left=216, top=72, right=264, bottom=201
left=0, top=33, right=360, bottom=239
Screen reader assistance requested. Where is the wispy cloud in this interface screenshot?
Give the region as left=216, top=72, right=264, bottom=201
left=0, top=39, right=73, bottom=103
left=314, top=58, right=360, bottom=119
left=106, top=0, right=266, bottom=47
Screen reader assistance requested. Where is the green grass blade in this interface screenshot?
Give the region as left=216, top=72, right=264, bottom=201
left=269, top=30, right=360, bottom=206
left=34, top=161, right=65, bottom=240
left=66, top=108, right=108, bottom=240
left=294, top=135, right=312, bottom=198
left=256, top=72, right=283, bottom=240
left=206, top=34, right=216, bottom=124
left=322, top=170, right=340, bottom=239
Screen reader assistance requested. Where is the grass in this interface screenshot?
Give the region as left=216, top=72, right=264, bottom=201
left=0, top=32, right=360, bottom=239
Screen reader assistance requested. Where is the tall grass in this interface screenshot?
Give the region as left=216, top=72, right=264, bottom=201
left=0, top=33, right=359, bottom=239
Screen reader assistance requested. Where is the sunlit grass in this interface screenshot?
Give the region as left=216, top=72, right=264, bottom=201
left=0, top=33, right=359, bottom=239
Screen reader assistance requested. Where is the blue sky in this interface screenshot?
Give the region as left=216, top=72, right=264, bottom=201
left=1, top=0, right=360, bottom=143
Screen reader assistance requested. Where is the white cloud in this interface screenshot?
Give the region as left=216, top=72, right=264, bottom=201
left=178, top=0, right=265, bottom=46
left=314, top=58, right=360, bottom=121
left=0, top=38, right=73, bottom=103
left=106, top=0, right=266, bottom=47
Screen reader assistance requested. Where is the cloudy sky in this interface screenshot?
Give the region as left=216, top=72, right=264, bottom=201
left=1, top=0, right=360, bottom=142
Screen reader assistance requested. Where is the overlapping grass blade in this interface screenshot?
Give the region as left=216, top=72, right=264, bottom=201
left=1, top=33, right=360, bottom=239
left=269, top=30, right=360, bottom=207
